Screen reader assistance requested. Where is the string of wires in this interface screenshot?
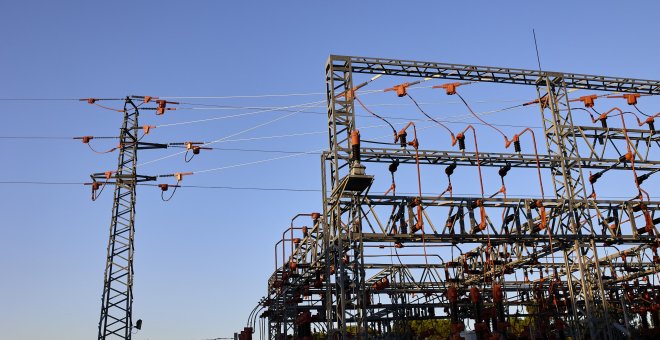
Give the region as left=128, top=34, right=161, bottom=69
left=3, top=181, right=655, bottom=199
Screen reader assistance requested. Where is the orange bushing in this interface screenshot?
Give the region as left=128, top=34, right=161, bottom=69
left=448, top=286, right=458, bottom=303
left=493, top=284, right=503, bottom=303
left=470, top=286, right=481, bottom=303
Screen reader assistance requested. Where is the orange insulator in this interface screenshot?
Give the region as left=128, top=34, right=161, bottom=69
left=624, top=93, right=641, bottom=105
left=493, top=284, right=503, bottom=303
left=155, top=99, right=178, bottom=115
left=175, top=172, right=193, bottom=181
left=302, top=226, right=309, bottom=237
left=351, top=130, right=360, bottom=145
left=142, top=125, right=155, bottom=135
left=447, top=286, right=458, bottom=303
left=158, top=184, right=169, bottom=191
left=293, top=238, right=301, bottom=245
left=434, top=82, right=462, bottom=95
left=470, top=286, right=480, bottom=303
left=382, top=277, right=389, bottom=287
left=311, top=212, right=321, bottom=221
left=570, top=94, right=598, bottom=108
left=289, top=261, right=297, bottom=271
left=384, top=83, right=411, bottom=97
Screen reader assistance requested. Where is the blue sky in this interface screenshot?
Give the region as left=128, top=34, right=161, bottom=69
left=1, top=1, right=659, bottom=339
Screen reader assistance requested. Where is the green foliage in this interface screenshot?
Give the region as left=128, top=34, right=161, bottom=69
left=508, top=317, right=534, bottom=337
left=345, top=325, right=377, bottom=336
left=409, top=319, right=451, bottom=339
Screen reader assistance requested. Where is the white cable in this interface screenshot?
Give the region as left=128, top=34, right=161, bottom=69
left=158, top=88, right=384, bottom=100
left=161, top=93, right=325, bottom=99
left=193, top=148, right=326, bottom=174
left=156, top=99, right=325, bottom=128
left=138, top=101, right=327, bottom=167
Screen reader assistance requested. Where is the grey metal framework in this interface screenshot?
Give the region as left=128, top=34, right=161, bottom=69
left=253, top=56, right=660, bottom=340
left=93, top=98, right=157, bottom=340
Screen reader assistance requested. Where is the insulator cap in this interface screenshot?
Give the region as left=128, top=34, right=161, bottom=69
left=388, top=160, right=399, bottom=173
left=457, top=135, right=466, bottom=151
left=445, top=163, right=457, bottom=176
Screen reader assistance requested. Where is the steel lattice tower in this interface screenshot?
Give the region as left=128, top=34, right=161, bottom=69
left=94, top=98, right=156, bottom=340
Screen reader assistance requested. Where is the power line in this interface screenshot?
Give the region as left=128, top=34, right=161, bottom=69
left=156, top=99, right=325, bottom=128
left=0, top=181, right=655, bottom=199
left=0, top=181, right=84, bottom=185
left=0, top=102, right=544, bottom=143
left=138, top=103, right=318, bottom=167
left=0, top=98, right=83, bottom=101
left=0, top=136, right=75, bottom=140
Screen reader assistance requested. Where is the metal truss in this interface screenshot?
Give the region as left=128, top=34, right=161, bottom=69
left=94, top=98, right=157, bottom=340
left=255, top=56, right=660, bottom=340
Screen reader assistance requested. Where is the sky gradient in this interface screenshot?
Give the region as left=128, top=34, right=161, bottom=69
left=1, top=1, right=659, bottom=339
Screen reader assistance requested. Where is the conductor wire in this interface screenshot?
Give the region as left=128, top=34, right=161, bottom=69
left=456, top=92, right=509, bottom=144
left=406, top=93, right=455, bottom=140
left=355, top=96, right=397, bottom=139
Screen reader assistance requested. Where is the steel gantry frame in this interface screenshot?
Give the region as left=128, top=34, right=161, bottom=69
left=254, top=56, right=660, bottom=340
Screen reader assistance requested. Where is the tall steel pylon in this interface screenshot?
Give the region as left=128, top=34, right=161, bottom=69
left=93, top=97, right=157, bottom=339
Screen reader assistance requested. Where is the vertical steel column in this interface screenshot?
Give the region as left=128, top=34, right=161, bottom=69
left=536, top=76, right=612, bottom=340
left=350, top=196, right=369, bottom=339
left=98, top=98, right=140, bottom=340
left=325, top=55, right=356, bottom=337
left=321, top=153, right=333, bottom=332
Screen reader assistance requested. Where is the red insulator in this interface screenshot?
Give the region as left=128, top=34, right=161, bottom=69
left=470, top=286, right=481, bottom=303
left=493, top=284, right=503, bottom=303
left=382, top=277, right=389, bottom=288
left=447, top=286, right=458, bottom=303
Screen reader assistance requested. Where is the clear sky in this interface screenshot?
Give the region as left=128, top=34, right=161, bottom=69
left=1, top=1, right=659, bottom=339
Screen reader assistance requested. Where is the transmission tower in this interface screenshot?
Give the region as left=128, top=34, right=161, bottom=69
left=92, top=97, right=159, bottom=339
